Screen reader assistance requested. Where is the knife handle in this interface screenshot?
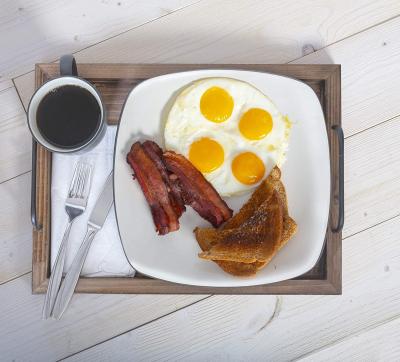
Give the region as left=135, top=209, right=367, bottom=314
left=51, top=225, right=98, bottom=319
left=42, top=220, right=73, bottom=319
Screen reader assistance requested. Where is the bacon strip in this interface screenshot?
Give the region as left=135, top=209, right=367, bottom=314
left=163, top=151, right=233, bottom=227
left=127, top=142, right=179, bottom=234
left=142, top=141, right=186, bottom=217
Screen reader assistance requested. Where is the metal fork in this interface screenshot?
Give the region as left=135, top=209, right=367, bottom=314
left=42, top=161, right=93, bottom=319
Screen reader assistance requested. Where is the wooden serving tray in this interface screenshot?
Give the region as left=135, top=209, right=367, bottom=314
left=32, top=63, right=343, bottom=295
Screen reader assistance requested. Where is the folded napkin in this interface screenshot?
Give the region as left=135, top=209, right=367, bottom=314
left=51, top=126, right=135, bottom=277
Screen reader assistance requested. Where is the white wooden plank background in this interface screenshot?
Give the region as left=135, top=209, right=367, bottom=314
left=0, top=86, right=31, bottom=183
left=297, top=317, right=400, bottom=362
left=1, top=1, right=400, bottom=361
left=0, top=173, right=31, bottom=284
left=0, top=0, right=199, bottom=79
left=66, top=214, right=400, bottom=361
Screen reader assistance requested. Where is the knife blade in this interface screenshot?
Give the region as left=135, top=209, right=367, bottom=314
left=51, top=171, right=114, bottom=319
left=88, top=171, right=114, bottom=228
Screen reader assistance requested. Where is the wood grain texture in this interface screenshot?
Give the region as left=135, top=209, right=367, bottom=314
left=297, top=317, right=400, bottom=361
left=58, top=0, right=400, bottom=64
left=344, top=115, right=400, bottom=238
left=0, top=2, right=399, bottom=361
left=293, top=16, right=400, bottom=136
left=0, top=273, right=207, bottom=361
left=0, top=86, right=31, bottom=183
left=13, top=0, right=400, bottom=109
left=11, top=71, right=34, bottom=110
left=31, top=63, right=341, bottom=295
left=64, top=215, right=400, bottom=361
left=0, top=173, right=32, bottom=284
left=0, top=79, right=14, bottom=91
left=0, top=0, right=199, bottom=79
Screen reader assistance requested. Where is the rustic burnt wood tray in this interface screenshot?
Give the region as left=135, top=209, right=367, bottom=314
left=32, top=63, right=343, bottom=294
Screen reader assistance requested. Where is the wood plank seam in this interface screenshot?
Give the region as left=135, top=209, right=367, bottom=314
left=10, top=78, right=25, bottom=107
left=288, top=13, right=400, bottom=65
left=65, top=0, right=205, bottom=58
left=0, top=85, right=14, bottom=94
left=5, top=0, right=205, bottom=83
left=342, top=212, right=400, bottom=242
left=62, top=284, right=400, bottom=361
left=0, top=170, right=30, bottom=187
left=3, top=213, right=395, bottom=290
left=293, top=312, right=400, bottom=361
left=344, top=113, right=400, bottom=140
left=2, top=208, right=398, bottom=360
left=0, top=271, right=31, bottom=287
left=61, top=295, right=214, bottom=361
left=12, top=3, right=400, bottom=111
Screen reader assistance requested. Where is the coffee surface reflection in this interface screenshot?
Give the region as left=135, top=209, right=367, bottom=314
left=37, top=85, right=101, bottom=148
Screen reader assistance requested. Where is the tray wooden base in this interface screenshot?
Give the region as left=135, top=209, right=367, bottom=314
left=32, top=63, right=342, bottom=294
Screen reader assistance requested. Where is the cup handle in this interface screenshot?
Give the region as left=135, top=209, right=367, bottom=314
left=60, top=54, right=78, bottom=76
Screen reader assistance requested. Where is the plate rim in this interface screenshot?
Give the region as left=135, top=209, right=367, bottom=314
left=113, top=68, right=331, bottom=287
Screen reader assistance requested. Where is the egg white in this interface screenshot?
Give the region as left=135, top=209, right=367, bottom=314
left=164, top=77, right=291, bottom=197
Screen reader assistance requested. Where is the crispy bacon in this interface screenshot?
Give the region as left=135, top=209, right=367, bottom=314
left=127, top=142, right=179, bottom=234
left=163, top=151, right=233, bottom=227
left=127, top=141, right=233, bottom=234
left=141, top=141, right=186, bottom=217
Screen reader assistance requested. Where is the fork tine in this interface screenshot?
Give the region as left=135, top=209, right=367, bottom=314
left=79, top=164, right=88, bottom=198
left=82, top=164, right=93, bottom=199
left=79, top=163, right=89, bottom=198
left=76, top=164, right=85, bottom=198
left=77, top=163, right=92, bottom=199
left=67, top=162, right=93, bottom=199
left=69, top=162, right=81, bottom=198
left=86, top=165, right=93, bottom=196
left=85, top=165, right=93, bottom=197
left=75, top=162, right=85, bottom=197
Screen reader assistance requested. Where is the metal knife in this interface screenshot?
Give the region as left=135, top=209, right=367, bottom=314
left=52, top=171, right=114, bottom=319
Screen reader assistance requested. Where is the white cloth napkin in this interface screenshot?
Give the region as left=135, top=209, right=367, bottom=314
left=51, top=126, right=135, bottom=277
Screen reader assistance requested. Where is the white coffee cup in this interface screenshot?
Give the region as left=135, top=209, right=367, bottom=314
left=27, top=55, right=106, bottom=153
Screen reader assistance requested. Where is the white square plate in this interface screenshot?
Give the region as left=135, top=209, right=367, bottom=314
left=114, top=70, right=330, bottom=287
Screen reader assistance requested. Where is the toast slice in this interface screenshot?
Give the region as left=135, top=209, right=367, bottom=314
left=195, top=167, right=297, bottom=276
left=220, top=166, right=281, bottom=230
left=198, top=191, right=283, bottom=263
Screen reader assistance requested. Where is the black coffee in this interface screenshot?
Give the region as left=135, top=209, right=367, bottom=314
left=37, top=85, right=101, bottom=148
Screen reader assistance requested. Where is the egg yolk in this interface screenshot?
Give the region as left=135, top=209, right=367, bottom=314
left=200, top=87, right=234, bottom=123
left=189, top=138, right=224, bottom=173
left=232, top=152, right=265, bottom=185
left=239, top=108, right=273, bottom=140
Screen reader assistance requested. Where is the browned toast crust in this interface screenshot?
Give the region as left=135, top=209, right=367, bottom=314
left=198, top=191, right=283, bottom=263
left=195, top=167, right=297, bottom=276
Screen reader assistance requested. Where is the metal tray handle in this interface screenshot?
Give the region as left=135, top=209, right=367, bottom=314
left=31, top=140, right=41, bottom=230
left=331, top=125, right=344, bottom=233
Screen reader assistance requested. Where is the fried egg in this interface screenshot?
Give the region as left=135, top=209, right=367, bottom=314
left=164, top=78, right=291, bottom=196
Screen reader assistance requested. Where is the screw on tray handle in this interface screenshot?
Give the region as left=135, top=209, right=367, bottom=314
left=31, top=140, right=41, bottom=230
left=331, top=125, right=344, bottom=233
